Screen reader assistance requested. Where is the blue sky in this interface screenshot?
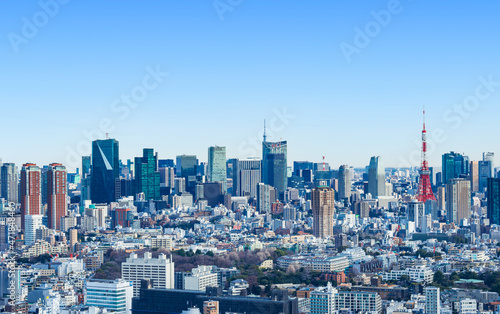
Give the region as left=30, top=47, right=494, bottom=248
left=1, top=0, right=499, bottom=171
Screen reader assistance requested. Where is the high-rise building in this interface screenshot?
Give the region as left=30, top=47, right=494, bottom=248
left=368, top=156, right=385, bottom=198
left=21, top=163, right=42, bottom=229
left=407, top=200, right=424, bottom=229
left=82, top=156, right=91, bottom=178
left=470, top=161, right=480, bottom=192
left=442, top=152, right=469, bottom=184
left=425, top=287, right=441, bottom=314
left=25, top=214, right=43, bottom=246
left=233, top=158, right=261, bottom=199
left=69, top=228, right=78, bottom=253
left=159, top=167, right=175, bottom=189
left=338, top=165, right=352, bottom=200
left=1, top=163, right=18, bottom=203
left=257, top=183, right=273, bottom=214
left=91, top=139, right=120, bottom=204
left=208, top=146, right=227, bottom=192
left=122, top=252, right=175, bottom=297
left=262, top=137, right=287, bottom=200
left=446, top=178, right=471, bottom=225
left=47, top=163, right=67, bottom=230
left=479, top=153, right=494, bottom=192
left=312, top=182, right=335, bottom=238
left=134, top=148, right=161, bottom=200
left=176, top=155, right=197, bottom=178
left=85, top=279, right=133, bottom=314
left=487, top=178, right=500, bottom=225
left=437, top=186, right=445, bottom=212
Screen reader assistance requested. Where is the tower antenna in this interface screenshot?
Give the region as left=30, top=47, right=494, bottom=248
left=416, top=106, right=436, bottom=203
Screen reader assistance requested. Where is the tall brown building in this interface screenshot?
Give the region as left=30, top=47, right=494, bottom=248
left=47, top=163, right=67, bottom=230
left=21, top=163, right=42, bottom=229
left=470, top=161, right=479, bottom=193
left=312, top=182, right=335, bottom=238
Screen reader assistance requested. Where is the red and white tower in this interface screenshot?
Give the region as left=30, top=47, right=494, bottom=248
left=417, top=109, right=436, bottom=203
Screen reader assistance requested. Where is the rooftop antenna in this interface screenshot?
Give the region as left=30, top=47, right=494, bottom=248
left=263, top=119, right=267, bottom=142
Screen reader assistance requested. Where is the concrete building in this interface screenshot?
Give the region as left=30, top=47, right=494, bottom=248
left=85, top=279, right=133, bottom=314
left=310, top=282, right=337, bottom=314
left=122, top=252, right=175, bottom=297
left=312, top=183, right=335, bottom=238
left=47, top=163, right=68, bottom=230
left=446, top=178, right=471, bottom=224
left=25, top=215, right=43, bottom=246
left=184, top=266, right=219, bottom=292
left=425, top=286, right=440, bottom=314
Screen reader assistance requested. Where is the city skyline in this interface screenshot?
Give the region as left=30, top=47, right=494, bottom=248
left=1, top=1, right=500, bottom=170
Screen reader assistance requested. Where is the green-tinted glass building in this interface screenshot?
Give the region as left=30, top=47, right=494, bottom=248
left=487, top=178, right=500, bottom=225
left=135, top=149, right=161, bottom=200
left=208, top=146, right=227, bottom=192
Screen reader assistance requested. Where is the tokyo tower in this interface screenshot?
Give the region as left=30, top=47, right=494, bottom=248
left=416, top=108, right=436, bottom=203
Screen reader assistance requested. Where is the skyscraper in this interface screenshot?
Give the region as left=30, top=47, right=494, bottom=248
left=47, top=163, right=68, bottom=230
left=262, top=138, right=287, bottom=200
left=91, top=139, right=119, bottom=204
left=442, top=152, right=469, bottom=184
left=176, top=155, right=197, bottom=178
left=159, top=167, right=175, bottom=188
left=479, top=152, right=494, bottom=192
left=1, top=163, right=18, bottom=203
left=135, top=148, right=161, bottom=200
left=312, top=182, right=335, bottom=238
left=446, top=178, right=471, bottom=225
left=368, top=156, right=385, bottom=198
left=21, top=163, right=42, bottom=229
left=338, top=165, right=352, bottom=200
left=233, top=158, right=261, bottom=199
left=82, top=156, right=91, bottom=178
left=470, top=161, right=480, bottom=193
left=257, top=183, right=273, bottom=215
left=487, top=178, right=500, bottom=225
left=207, top=146, right=227, bottom=192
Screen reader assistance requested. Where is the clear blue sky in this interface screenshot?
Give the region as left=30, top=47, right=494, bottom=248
left=1, top=0, right=499, bottom=171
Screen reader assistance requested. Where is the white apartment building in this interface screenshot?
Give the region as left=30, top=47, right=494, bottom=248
left=25, top=215, right=43, bottom=246
left=337, top=291, right=382, bottom=313
left=455, top=298, right=477, bottom=314
left=122, top=252, right=175, bottom=297
left=278, top=255, right=350, bottom=273
left=310, top=282, right=338, bottom=314
left=85, top=279, right=133, bottom=314
left=184, top=265, right=219, bottom=292
left=425, top=286, right=441, bottom=314
left=150, top=236, right=173, bottom=251
left=382, top=265, right=434, bottom=284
